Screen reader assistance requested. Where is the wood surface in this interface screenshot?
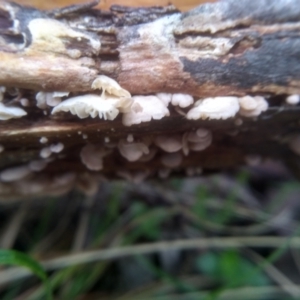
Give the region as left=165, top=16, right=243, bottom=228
left=0, top=0, right=299, bottom=200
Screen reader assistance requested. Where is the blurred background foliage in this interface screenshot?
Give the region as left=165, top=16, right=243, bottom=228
left=1, top=161, right=300, bottom=299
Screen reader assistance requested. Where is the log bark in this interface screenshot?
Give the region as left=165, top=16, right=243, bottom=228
left=0, top=0, right=299, bottom=200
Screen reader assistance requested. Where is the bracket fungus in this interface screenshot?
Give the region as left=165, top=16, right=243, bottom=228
left=238, top=96, right=268, bottom=117
left=92, top=75, right=131, bottom=98
left=187, top=97, right=240, bottom=120
left=118, top=139, right=150, bottom=162
left=52, top=94, right=132, bottom=120
left=0, top=165, right=32, bottom=182
left=0, top=103, right=27, bottom=120
left=286, top=95, right=300, bottom=105
left=154, top=135, right=183, bottom=152
left=171, top=94, right=194, bottom=108
left=122, top=95, right=170, bottom=126
left=80, top=144, right=109, bottom=171
left=36, top=91, right=69, bottom=109
left=183, top=129, right=212, bottom=155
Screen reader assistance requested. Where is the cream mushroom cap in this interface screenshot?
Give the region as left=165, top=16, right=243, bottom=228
left=52, top=94, right=132, bottom=120
left=80, top=144, right=108, bottom=171
left=187, top=97, right=240, bottom=120
left=118, top=139, right=149, bottom=162
left=0, top=103, right=27, bottom=120
left=122, top=95, right=170, bottom=126
left=154, top=135, right=182, bottom=152
left=238, top=96, right=268, bottom=117
left=92, top=75, right=131, bottom=98
left=0, top=165, right=32, bottom=182
left=171, top=94, right=194, bottom=108
left=156, top=93, right=172, bottom=107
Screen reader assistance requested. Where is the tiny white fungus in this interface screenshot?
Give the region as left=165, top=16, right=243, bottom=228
left=127, top=134, right=134, bottom=143
left=104, top=137, right=110, bottom=143
left=52, top=94, right=132, bottom=120
left=238, top=96, right=268, bottom=117
left=39, top=137, right=48, bottom=144
left=154, top=135, right=182, bottom=152
left=0, top=103, right=27, bottom=120
left=118, top=139, right=149, bottom=162
left=50, top=143, right=64, bottom=153
left=80, top=144, right=108, bottom=171
left=122, top=95, right=169, bottom=126
left=182, top=129, right=212, bottom=155
left=0, top=145, right=4, bottom=153
left=40, top=147, right=52, bottom=158
left=171, top=94, right=194, bottom=108
left=156, top=93, right=172, bottom=107
left=82, top=134, right=88, bottom=139
left=20, top=98, right=30, bottom=107
left=92, top=75, right=131, bottom=98
left=187, top=97, right=239, bottom=120
left=286, top=94, right=300, bottom=105
left=0, top=165, right=31, bottom=182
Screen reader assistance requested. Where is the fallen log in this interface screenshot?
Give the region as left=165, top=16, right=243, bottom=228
left=0, top=0, right=299, bottom=200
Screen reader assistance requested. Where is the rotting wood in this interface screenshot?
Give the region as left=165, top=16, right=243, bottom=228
left=0, top=0, right=299, bottom=200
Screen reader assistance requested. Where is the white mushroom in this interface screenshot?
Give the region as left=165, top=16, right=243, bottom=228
left=52, top=94, right=132, bottom=120
left=161, top=152, right=182, bottom=168
left=92, top=75, right=131, bottom=98
left=187, top=97, right=239, bottom=120
left=238, top=96, right=268, bottom=117
left=182, top=128, right=212, bottom=155
left=20, top=98, right=30, bottom=107
left=122, top=95, right=170, bottom=126
left=286, top=94, right=300, bottom=105
left=118, top=139, right=149, bottom=162
left=127, top=134, right=134, bottom=143
left=40, top=147, right=52, bottom=159
left=39, top=137, right=48, bottom=144
left=154, top=135, right=182, bottom=152
left=171, top=94, right=194, bottom=108
left=80, top=144, right=109, bottom=171
left=156, top=93, right=172, bottom=107
left=0, top=103, right=27, bottom=120
left=36, top=91, right=68, bottom=109
left=50, top=143, right=64, bottom=153
left=0, top=165, right=32, bottom=182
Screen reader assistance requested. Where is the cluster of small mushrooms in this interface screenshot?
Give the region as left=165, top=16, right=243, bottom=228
left=0, top=75, right=300, bottom=198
